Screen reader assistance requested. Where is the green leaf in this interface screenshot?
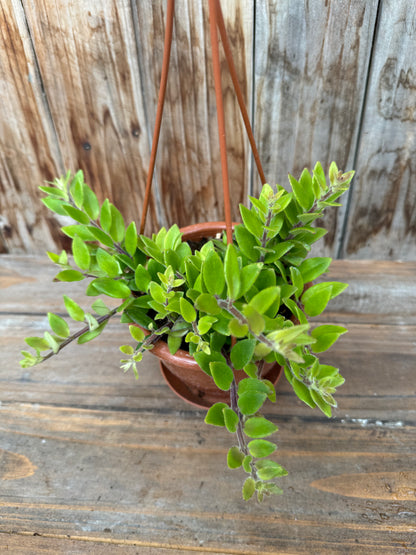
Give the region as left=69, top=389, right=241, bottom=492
left=313, top=161, right=327, bottom=192
left=109, top=204, right=125, bottom=243
left=256, top=460, right=288, bottom=480
left=44, top=331, right=59, bottom=353
left=124, top=221, right=138, bottom=256
left=249, top=286, right=280, bottom=315
left=39, top=185, right=67, bottom=198
left=85, top=313, right=99, bottom=330
left=77, top=322, right=107, bottom=344
left=120, top=344, right=134, bottom=355
left=149, top=282, right=166, bottom=304
left=134, top=265, right=152, bottom=292
left=202, top=250, right=225, bottom=295
left=238, top=377, right=271, bottom=396
left=91, top=298, right=110, bottom=315
left=240, top=263, right=263, bottom=296
left=193, top=351, right=226, bottom=376
left=235, top=224, right=260, bottom=261
left=82, top=184, right=100, bottom=220
left=292, top=379, right=316, bottom=409
left=227, top=446, right=244, bottom=469
left=24, top=336, right=50, bottom=351
left=100, top=199, right=112, bottom=233
left=96, top=248, right=120, bottom=277
left=86, top=226, right=114, bottom=248
left=209, top=361, right=234, bottom=391
left=230, top=339, right=256, bottom=370
left=242, top=477, right=256, bottom=500
left=243, top=362, right=258, bottom=379
left=242, top=455, right=253, bottom=473
left=228, top=318, right=248, bottom=338
left=301, top=285, right=331, bottom=317
left=244, top=417, right=278, bottom=438
left=248, top=439, right=277, bottom=458
left=290, top=266, right=304, bottom=300
left=195, top=293, right=221, bottom=315
left=129, top=324, right=145, bottom=342
left=70, top=173, right=84, bottom=208
left=310, top=389, right=332, bottom=417
left=224, top=243, right=240, bottom=300
left=180, top=297, right=196, bottom=323
left=63, top=204, right=90, bottom=224
left=63, top=295, right=85, bottom=322
left=289, top=172, right=314, bottom=211
left=238, top=391, right=267, bottom=416
left=46, top=251, right=61, bottom=264
left=61, top=225, right=95, bottom=241
left=164, top=224, right=181, bottom=251
left=242, top=305, right=265, bottom=335
left=204, top=402, right=228, bottom=426
left=298, top=257, right=332, bottom=283
left=223, top=407, right=238, bottom=433
left=311, top=325, right=347, bottom=353
left=197, top=315, right=217, bottom=335
left=72, top=235, right=90, bottom=271
left=301, top=282, right=348, bottom=317
left=240, top=204, right=263, bottom=239
left=47, top=312, right=70, bottom=338
left=167, top=334, right=182, bottom=354
left=90, top=277, right=131, bottom=298
left=54, top=269, right=84, bottom=282
left=41, top=197, right=69, bottom=216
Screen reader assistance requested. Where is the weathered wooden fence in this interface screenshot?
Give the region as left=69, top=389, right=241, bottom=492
left=0, top=0, right=415, bottom=259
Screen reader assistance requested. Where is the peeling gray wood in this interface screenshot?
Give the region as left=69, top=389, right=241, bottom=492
left=253, top=0, right=380, bottom=256
left=0, top=1, right=415, bottom=260
left=340, top=0, right=416, bottom=259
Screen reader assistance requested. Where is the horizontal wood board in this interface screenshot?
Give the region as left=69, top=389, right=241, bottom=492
left=0, top=256, right=415, bottom=553
left=0, top=1, right=415, bottom=259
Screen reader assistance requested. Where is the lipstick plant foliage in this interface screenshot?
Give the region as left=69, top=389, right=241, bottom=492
left=20, top=162, right=353, bottom=502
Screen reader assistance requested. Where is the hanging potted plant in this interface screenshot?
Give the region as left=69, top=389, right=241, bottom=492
left=19, top=0, right=354, bottom=502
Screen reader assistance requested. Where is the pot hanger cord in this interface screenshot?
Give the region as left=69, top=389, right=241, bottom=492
left=140, top=0, right=266, bottom=239
left=208, top=0, right=233, bottom=244
left=140, top=0, right=175, bottom=235
left=214, top=0, right=266, bottom=186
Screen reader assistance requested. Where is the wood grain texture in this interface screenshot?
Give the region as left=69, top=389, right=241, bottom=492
left=253, top=0, right=379, bottom=256
left=0, top=1, right=64, bottom=254
left=1, top=0, right=416, bottom=262
left=20, top=0, right=157, bottom=242
left=133, top=0, right=253, bottom=230
left=340, top=0, right=416, bottom=259
left=0, top=256, right=415, bottom=553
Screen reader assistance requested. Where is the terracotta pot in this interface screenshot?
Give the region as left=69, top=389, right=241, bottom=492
left=143, top=221, right=283, bottom=409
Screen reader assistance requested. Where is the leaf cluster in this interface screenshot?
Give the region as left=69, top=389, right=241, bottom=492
left=20, top=162, right=354, bottom=501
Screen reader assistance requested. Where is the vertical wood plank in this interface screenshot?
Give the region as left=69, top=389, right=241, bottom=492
left=340, top=0, right=416, bottom=259
left=254, top=0, right=379, bottom=256
left=0, top=0, right=64, bottom=253
left=21, top=0, right=158, bottom=240
left=134, top=0, right=254, bottom=229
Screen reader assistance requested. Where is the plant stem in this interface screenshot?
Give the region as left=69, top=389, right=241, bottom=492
left=40, top=307, right=120, bottom=363
left=215, top=297, right=277, bottom=353
left=259, top=208, right=273, bottom=262
left=229, top=376, right=259, bottom=482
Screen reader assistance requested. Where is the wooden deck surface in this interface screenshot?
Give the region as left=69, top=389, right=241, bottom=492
left=0, top=256, right=415, bottom=554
